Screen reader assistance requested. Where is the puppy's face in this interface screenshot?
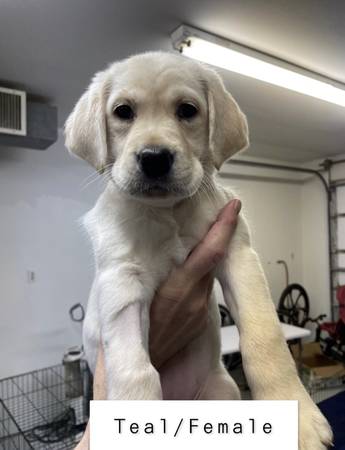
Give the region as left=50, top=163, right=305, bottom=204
left=65, top=52, right=248, bottom=206
left=106, top=60, right=209, bottom=202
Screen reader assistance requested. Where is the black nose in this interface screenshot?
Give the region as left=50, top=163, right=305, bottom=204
left=138, top=148, right=174, bottom=179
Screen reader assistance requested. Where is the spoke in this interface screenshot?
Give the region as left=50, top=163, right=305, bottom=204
left=287, top=293, right=294, bottom=309
left=293, top=291, right=303, bottom=307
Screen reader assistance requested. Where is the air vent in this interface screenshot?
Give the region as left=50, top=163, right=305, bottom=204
left=0, top=87, right=26, bottom=136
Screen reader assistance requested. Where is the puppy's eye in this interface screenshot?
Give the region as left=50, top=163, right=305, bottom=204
left=176, top=102, right=198, bottom=120
left=113, top=104, right=135, bottom=121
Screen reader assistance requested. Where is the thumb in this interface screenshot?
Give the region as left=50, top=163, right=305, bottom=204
left=182, top=199, right=241, bottom=282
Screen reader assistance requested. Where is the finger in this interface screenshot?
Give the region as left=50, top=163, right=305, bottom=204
left=94, top=344, right=107, bottom=400
left=182, top=199, right=241, bottom=281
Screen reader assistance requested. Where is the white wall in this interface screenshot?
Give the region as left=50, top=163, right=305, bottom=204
left=299, top=161, right=345, bottom=320
left=0, top=132, right=103, bottom=378
left=221, top=160, right=343, bottom=323
left=218, top=171, right=303, bottom=306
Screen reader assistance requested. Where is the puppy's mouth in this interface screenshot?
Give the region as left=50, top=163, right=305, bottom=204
left=127, top=179, right=185, bottom=198
left=112, top=167, right=203, bottom=202
left=140, top=185, right=170, bottom=197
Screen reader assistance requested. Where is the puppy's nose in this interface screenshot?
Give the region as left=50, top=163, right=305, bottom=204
left=138, top=148, right=174, bottom=179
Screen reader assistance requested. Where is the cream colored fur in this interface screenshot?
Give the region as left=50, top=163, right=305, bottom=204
left=65, top=52, right=332, bottom=449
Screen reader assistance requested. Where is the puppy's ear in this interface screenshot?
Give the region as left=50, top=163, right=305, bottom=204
left=205, top=68, right=249, bottom=169
left=64, top=71, right=110, bottom=172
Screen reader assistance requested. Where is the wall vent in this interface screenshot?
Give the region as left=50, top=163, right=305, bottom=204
left=0, top=87, right=27, bottom=136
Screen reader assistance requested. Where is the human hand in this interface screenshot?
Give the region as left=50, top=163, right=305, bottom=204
left=149, top=198, right=241, bottom=368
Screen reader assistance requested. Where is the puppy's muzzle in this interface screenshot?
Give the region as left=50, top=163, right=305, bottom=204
left=137, top=148, right=174, bottom=179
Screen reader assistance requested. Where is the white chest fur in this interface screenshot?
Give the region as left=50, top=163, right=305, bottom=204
left=85, top=181, right=231, bottom=288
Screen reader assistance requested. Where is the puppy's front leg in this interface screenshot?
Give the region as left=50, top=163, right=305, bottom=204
left=98, top=269, right=162, bottom=400
left=217, top=219, right=332, bottom=450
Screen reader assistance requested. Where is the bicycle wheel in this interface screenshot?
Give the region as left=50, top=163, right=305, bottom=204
left=278, top=283, right=310, bottom=327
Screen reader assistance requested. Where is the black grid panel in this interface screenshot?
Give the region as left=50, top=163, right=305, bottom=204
left=0, top=362, right=91, bottom=450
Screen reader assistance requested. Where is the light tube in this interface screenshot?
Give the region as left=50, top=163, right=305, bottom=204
left=175, top=31, right=345, bottom=108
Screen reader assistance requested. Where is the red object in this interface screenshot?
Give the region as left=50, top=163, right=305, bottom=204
left=336, top=285, right=345, bottom=323
left=319, top=286, right=345, bottom=339
left=320, top=322, right=338, bottom=335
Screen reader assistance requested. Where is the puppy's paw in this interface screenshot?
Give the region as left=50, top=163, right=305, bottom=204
left=298, top=399, right=333, bottom=450
left=255, top=383, right=332, bottom=450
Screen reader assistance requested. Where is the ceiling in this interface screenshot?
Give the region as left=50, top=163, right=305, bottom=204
left=1, top=0, right=345, bottom=162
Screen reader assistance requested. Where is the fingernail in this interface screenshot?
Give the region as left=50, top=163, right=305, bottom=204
left=231, top=199, right=242, bottom=214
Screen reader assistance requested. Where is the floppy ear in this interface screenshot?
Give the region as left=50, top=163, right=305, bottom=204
left=64, top=71, right=110, bottom=172
left=205, top=68, right=249, bottom=169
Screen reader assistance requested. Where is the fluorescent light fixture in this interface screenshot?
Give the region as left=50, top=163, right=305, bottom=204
left=171, top=25, right=345, bottom=108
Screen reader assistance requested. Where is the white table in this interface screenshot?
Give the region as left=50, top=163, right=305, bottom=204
left=221, top=323, right=311, bottom=355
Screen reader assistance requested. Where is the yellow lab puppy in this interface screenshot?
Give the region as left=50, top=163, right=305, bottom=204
left=65, top=52, right=332, bottom=450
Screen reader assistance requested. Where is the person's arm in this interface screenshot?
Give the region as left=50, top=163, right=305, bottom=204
left=75, top=199, right=241, bottom=449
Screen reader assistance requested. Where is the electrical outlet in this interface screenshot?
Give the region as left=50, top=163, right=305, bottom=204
left=27, top=270, right=35, bottom=283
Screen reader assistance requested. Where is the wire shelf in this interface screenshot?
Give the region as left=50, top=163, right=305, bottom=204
left=0, top=361, right=91, bottom=449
